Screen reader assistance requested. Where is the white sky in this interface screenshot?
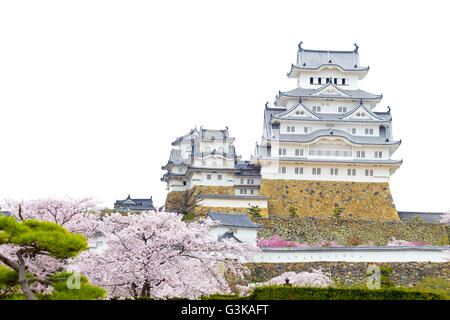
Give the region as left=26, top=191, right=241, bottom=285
left=0, top=0, right=449, bottom=212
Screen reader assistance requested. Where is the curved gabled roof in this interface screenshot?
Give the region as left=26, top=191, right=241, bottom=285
left=278, top=83, right=382, bottom=101
left=264, top=128, right=401, bottom=146
left=270, top=100, right=391, bottom=123
left=287, top=43, right=369, bottom=77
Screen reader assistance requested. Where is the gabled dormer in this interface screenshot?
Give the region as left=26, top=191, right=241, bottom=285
left=311, top=82, right=351, bottom=98
left=341, top=101, right=385, bottom=121
left=273, top=100, right=320, bottom=120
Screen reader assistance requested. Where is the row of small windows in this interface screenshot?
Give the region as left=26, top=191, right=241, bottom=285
left=279, top=148, right=383, bottom=158
left=285, top=126, right=375, bottom=135
left=279, top=148, right=305, bottom=156
left=206, top=174, right=223, bottom=180
left=294, top=106, right=351, bottom=115
left=310, top=77, right=347, bottom=85
left=240, top=178, right=256, bottom=184
left=239, top=189, right=256, bottom=195
left=278, top=167, right=374, bottom=176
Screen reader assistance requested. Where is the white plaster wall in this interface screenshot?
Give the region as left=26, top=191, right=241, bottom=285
left=296, top=69, right=361, bottom=90
left=209, top=226, right=258, bottom=244
left=260, top=162, right=391, bottom=182
left=271, top=141, right=390, bottom=161
left=247, top=248, right=449, bottom=263
left=200, top=197, right=268, bottom=209
left=279, top=120, right=381, bottom=137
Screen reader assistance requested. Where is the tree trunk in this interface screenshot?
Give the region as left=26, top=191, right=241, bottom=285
left=17, top=265, right=36, bottom=300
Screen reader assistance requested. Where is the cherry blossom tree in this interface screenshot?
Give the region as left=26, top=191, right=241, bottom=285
left=76, top=211, right=257, bottom=299
left=3, top=197, right=100, bottom=236
left=0, top=197, right=100, bottom=295
left=386, top=237, right=428, bottom=246
left=440, top=210, right=450, bottom=226
left=237, top=269, right=333, bottom=296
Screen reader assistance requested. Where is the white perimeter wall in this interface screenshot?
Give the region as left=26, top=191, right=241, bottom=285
left=247, top=247, right=449, bottom=263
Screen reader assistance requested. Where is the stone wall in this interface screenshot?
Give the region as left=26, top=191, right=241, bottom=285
left=259, top=179, right=398, bottom=220
left=194, top=206, right=268, bottom=217
left=164, top=186, right=235, bottom=212
left=195, top=185, right=235, bottom=195
left=164, top=190, right=183, bottom=212
left=253, top=218, right=449, bottom=246
left=243, top=262, right=450, bottom=288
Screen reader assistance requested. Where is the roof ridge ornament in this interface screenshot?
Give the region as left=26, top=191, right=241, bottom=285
left=298, top=41, right=303, bottom=50
left=353, top=43, right=359, bottom=53
left=387, top=106, right=391, bottom=113
left=265, top=101, right=269, bottom=109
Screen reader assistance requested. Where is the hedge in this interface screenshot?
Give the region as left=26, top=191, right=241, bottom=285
left=203, top=286, right=445, bottom=300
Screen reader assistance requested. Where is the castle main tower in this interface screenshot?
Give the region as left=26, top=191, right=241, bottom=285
left=252, top=43, right=402, bottom=220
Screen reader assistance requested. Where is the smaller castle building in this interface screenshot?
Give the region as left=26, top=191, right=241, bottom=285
left=162, top=127, right=269, bottom=216
left=114, top=194, right=156, bottom=212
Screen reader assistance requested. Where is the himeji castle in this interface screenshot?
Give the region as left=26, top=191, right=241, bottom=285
left=162, top=43, right=402, bottom=220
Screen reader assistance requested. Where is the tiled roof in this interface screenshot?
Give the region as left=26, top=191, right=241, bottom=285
left=288, top=43, right=368, bottom=76
left=207, top=211, right=262, bottom=229
left=279, top=86, right=381, bottom=100
left=0, top=211, right=11, bottom=217
left=263, top=128, right=400, bottom=146
left=114, top=194, right=156, bottom=211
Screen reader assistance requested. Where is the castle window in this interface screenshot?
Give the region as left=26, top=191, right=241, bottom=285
left=312, top=168, right=321, bottom=175
left=365, top=169, right=374, bottom=176
left=326, top=78, right=330, bottom=84
left=217, top=174, right=222, bottom=180
left=347, top=169, right=356, bottom=176
left=250, top=189, right=254, bottom=195
left=338, top=107, right=347, bottom=113
left=295, top=167, right=303, bottom=174
left=183, top=181, right=186, bottom=186
left=240, top=178, right=244, bottom=184
left=365, top=128, right=374, bottom=135
left=351, top=128, right=356, bottom=134
left=304, top=127, right=308, bottom=133
left=295, top=149, right=304, bottom=156
left=318, top=78, right=322, bottom=85
left=330, top=168, right=338, bottom=175
left=342, top=78, right=346, bottom=85
left=178, top=167, right=183, bottom=173
left=207, top=174, right=212, bottom=180
left=287, top=126, right=295, bottom=132
left=356, top=151, right=366, bottom=158
left=310, top=77, right=313, bottom=84
left=279, top=148, right=287, bottom=156
left=374, top=151, right=383, bottom=158
left=279, top=166, right=286, bottom=174
left=313, top=106, right=321, bottom=113
left=334, top=78, right=337, bottom=85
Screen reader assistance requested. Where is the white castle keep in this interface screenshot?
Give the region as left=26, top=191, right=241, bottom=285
left=162, top=43, right=402, bottom=220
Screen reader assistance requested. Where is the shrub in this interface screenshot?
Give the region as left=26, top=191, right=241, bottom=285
left=248, top=205, right=262, bottom=218
left=413, top=277, right=450, bottom=300
left=288, top=207, right=298, bottom=218
left=332, top=206, right=344, bottom=220
left=203, top=286, right=445, bottom=300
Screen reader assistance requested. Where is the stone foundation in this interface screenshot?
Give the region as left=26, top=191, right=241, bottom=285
left=194, top=206, right=269, bottom=217
left=195, top=185, right=235, bottom=195
left=254, top=217, right=449, bottom=246
left=242, top=262, right=450, bottom=288
left=259, top=179, right=399, bottom=220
